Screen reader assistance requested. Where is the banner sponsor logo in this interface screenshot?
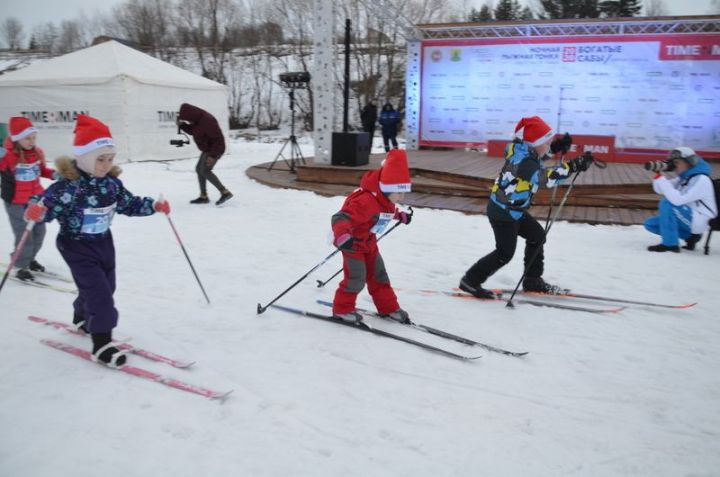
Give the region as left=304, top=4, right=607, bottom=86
left=660, top=37, right=720, bottom=60
left=21, top=110, right=89, bottom=123
left=157, top=111, right=179, bottom=122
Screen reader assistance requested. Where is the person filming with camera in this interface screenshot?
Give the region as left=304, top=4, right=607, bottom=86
left=177, top=103, right=233, bottom=206
left=643, top=147, right=718, bottom=252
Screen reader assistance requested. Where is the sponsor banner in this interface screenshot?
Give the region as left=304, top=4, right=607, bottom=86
left=419, top=33, right=720, bottom=157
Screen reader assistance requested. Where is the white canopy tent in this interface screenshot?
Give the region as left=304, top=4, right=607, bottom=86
left=0, top=40, right=229, bottom=163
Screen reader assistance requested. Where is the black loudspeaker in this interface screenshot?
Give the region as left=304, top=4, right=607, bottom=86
left=331, top=132, right=370, bottom=167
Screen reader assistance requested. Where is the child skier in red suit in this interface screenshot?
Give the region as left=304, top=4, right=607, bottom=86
left=0, top=117, right=55, bottom=280
left=331, top=149, right=412, bottom=323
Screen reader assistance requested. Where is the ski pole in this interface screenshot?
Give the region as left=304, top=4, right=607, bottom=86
left=315, top=206, right=413, bottom=288
left=0, top=220, right=36, bottom=296
left=506, top=153, right=606, bottom=308
left=505, top=171, right=582, bottom=309
left=257, top=247, right=341, bottom=314
left=163, top=208, right=211, bottom=305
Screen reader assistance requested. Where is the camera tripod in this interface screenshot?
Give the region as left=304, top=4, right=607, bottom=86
left=268, top=89, right=306, bottom=173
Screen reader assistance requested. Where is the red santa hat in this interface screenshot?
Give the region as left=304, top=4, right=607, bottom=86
left=9, top=116, right=37, bottom=142
left=73, top=115, right=116, bottom=174
left=513, top=116, right=554, bottom=147
left=379, top=149, right=412, bottom=193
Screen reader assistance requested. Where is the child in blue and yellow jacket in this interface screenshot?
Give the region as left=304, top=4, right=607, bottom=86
left=460, top=116, right=591, bottom=298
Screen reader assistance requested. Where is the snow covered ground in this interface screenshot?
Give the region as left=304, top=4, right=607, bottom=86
left=1, top=137, right=719, bottom=477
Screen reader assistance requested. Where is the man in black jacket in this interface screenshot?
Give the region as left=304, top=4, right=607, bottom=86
left=178, top=103, right=233, bottom=205
left=360, top=101, right=378, bottom=149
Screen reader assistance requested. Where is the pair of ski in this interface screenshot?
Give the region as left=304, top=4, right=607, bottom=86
left=271, top=301, right=528, bottom=361
left=30, top=316, right=231, bottom=401
left=415, top=288, right=696, bottom=313
left=2, top=262, right=77, bottom=294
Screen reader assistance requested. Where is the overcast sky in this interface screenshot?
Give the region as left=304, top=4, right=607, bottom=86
left=0, top=0, right=718, bottom=37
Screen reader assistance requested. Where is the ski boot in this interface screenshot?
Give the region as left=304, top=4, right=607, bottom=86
left=523, top=277, right=567, bottom=295
left=459, top=277, right=496, bottom=299
left=91, top=332, right=128, bottom=367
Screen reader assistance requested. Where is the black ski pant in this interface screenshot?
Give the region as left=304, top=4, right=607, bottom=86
left=464, top=213, right=545, bottom=285
left=362, top=125, right=375, bottom=148
left=196, top=152, right=227, bottom=196
left=382, top=133, right=398, bottom=152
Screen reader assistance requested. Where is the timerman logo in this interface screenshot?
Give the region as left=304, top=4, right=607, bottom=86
left=21, top=110, right=89, bottom=123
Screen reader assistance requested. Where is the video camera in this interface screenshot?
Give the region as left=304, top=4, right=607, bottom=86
left=169, top=122, right=191, bottom=148
left=644, top=159, right=676, bottom=173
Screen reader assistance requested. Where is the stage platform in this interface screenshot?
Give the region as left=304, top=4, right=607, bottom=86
left=246, top=150, right=720, bottom=226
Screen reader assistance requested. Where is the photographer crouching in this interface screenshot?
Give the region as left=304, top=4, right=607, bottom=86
left=176, top=103, right=233, bottom=206
left=644, top=147, right=718, bottom=252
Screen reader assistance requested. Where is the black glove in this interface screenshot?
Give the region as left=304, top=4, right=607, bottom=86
left=566, top=153, right=593, bottom=173
left=550, top=133, right=572, bottom=155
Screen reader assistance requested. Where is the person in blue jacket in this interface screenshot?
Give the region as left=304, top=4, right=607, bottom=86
left=459, top=116, right=591, bottom=298
left=24, top=115, right=171, bottom=367
left=378, top=102, right=401, bottom=152
left=644, top=147, right=718, bottom=252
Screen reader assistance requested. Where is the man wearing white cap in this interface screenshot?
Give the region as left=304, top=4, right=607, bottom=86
left=644, top=147, right=718, bottom=252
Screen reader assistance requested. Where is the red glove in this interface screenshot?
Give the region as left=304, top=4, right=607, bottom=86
left=395, top=210, right=412, bottom=225
left=334, top=233, right=354, bottom=251
left=154, top=198, right=171, bottom=215
left=25, top=202, right=47, bottom=222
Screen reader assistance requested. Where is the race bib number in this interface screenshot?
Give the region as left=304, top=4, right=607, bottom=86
left=370, top=212, right=394, bottom=234
left=15, top=163, right=40, bottom=182
left=81, top=203, right=117, bottom=235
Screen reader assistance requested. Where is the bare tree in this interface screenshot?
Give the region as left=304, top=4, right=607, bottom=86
left=1, top=17, right=25, bottom=50
left=175, top=0, right=241, bottom=83
left=56, top=20, right=85, bottom=54
left=31, top=22, right=60, bottom=53
left=111, top=0, right=177, bottom=59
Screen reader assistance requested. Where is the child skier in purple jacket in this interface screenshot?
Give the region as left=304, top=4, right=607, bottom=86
left=25, top=115, right=171, bottom=367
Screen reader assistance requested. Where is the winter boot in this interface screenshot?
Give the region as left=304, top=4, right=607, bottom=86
left=523, top=277, right=567, bottom=295
left=91, top=332, right=127, bottom=367
left=72, top=313, right=89, bottom=334
left=215, top=191, right=234, bottom=206
left=682, top=234, right=702, bottom=251
left=380, top=308, right=411, bottom=324
left=332, top=311, right=363, bottom=324
left=459, top=277, right=496, bottom=299
left=190, top=196, right=210, bottom=204
left=647, top=244, right=680, bottom=253
left=16, top=268, right=34, bottom=281
left=29, top=260, right=45, bottom=272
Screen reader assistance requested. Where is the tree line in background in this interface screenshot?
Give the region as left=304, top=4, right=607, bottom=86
left=0, top=0, right=710, bottom=130
left=470, top=0, right=665, bottom=22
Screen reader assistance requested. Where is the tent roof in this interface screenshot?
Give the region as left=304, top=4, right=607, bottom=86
left=0, top=41, right=226, bottom=90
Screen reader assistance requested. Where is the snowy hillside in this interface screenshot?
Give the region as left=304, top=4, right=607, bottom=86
left=1, top=138, right=719, bottom=476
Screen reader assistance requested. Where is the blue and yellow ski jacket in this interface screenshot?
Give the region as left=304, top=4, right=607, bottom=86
left=488, top=140, right=571, bottom=221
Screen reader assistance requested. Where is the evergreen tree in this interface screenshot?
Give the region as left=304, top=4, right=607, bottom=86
left=538, top=0, right=600, bottom=19
left=495, top=0, right=523, bottom=20
left=478, top=5, right=494, bottom=20
left=520, top=6, right=534, bottom=19
left=470, top=5, right=493, bottom=21
left=28, top=35, right=37, bottom=50
left=599, top=0, right=643, bottom=17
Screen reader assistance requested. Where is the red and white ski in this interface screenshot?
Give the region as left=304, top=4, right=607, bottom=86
left=41, top=339, right=232, bottom=401
left=29, top=315, right=195, bottom=369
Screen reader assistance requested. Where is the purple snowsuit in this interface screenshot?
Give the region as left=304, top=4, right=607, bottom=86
left=36, top=158, right=156, bottom=333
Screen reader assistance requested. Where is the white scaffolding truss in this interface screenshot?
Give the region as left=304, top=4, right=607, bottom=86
left=312, top=0, right=336, bottom=164
left=418, top=17, right=720, bottom=40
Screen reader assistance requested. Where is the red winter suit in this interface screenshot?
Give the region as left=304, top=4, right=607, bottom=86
left=0, top=137, right=54, bottom=205
left=0, top=118, right=55, bottom=271
left=331, top=150, right=411, bottom=315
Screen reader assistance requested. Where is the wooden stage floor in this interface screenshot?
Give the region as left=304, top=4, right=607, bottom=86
left=246, top=149, right=719, bottom=226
